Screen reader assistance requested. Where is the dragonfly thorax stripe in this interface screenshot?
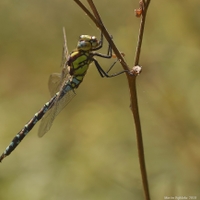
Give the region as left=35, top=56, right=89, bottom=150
left=68, top=51, right=91, bottom=77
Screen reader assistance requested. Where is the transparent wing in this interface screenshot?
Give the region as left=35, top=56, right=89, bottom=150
left=48, top=73, right=62, bottom=97
left=38, top=85, right=76, bottom=137
left=38, top=27, right=73, bottom=137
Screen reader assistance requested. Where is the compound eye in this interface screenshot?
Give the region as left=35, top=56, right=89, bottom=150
left=79, top=41, right=86, bottom=47
left=77, top=40, right=91, bottom=51
left=90, top=37, right=98, bottom=47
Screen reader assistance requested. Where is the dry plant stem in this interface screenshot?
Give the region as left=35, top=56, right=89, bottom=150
left=130, top=1, right=151, bottom=200
left=74, top=1, right=151, bottom=200
left=134, top=0, right=151, bottom=65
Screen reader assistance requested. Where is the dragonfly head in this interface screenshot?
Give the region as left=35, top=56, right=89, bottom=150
left=77, top=35, right=100, bottom=51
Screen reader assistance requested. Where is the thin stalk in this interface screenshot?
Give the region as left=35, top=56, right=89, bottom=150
left=129, top=1, right=151, bottom=199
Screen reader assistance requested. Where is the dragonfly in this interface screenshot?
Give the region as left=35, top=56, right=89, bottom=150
left=0, top=28, right=129, bottom=162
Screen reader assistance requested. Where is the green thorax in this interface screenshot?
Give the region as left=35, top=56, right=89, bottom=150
left=67, top=34, right=101, bottom=83
left=68, top=50, right=92, bottom=81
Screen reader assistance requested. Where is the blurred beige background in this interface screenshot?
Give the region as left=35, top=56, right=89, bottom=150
left=0, top=0, right=200, bottom=199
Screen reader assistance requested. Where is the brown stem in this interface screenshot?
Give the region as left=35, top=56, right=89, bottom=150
left=130, top=1, right=151, bottom=200
left=134, top=0, right=151, bottom=65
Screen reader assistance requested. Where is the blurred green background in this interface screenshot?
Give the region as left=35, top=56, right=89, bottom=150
left=0, top=0, right=200, bottom=199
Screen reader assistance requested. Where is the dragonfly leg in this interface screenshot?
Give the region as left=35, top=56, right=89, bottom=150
left=93, top=58, right=130, bottom=78
left=92, top=34, right=126, bottom=75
